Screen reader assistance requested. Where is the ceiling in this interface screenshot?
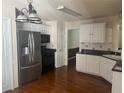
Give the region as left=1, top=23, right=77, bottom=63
left=13, top=0, right=122, bottom=21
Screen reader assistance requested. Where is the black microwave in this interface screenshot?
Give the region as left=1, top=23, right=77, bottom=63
left=41, top=34, right=50, bottom=43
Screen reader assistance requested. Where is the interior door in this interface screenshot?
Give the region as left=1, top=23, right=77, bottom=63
left=56, top=26, right=64, bottom=67
left=2, top=18, right=13, bottom=92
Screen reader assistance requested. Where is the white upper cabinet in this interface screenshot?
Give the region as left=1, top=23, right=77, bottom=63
left=106, top=28, right=113, bottom=43
left=92, top=23, right=106, bottom=42
left=80, top=24, right=91, bottom=42
left=80, top=23, right=106, bottom=43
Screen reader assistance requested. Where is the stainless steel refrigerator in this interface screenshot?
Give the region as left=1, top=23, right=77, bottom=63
left=17, top=30, right=41, bottom=85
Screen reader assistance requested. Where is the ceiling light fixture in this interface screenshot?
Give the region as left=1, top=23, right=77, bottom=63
left=16, top=0, right=42, bottom=24
left=57, top=5, right=82, bottom=17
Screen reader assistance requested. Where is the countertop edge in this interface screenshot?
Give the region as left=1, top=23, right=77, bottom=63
left=112, top=63, right=122, bottom=72
left=101, top=56, right=119, bottom=61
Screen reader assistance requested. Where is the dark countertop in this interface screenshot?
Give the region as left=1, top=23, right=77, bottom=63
left=77, top=49, right=121, bottom=56
left=41, top=48, right=56, bottom=55
left=77, top=49, right=122, bottom=72
left=112, top=60, right=122, bottom=72
left=102, top=55, right=122, bottom=72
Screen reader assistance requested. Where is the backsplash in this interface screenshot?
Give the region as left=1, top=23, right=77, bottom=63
left=79, top=42, right=113, bottom=52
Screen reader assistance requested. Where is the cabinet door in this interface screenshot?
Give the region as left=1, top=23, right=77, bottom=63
left=100, top=57, right=108, bottom=80
left=76, top=54, right=86, bottom=72
left=80, top=24, right=91, bottom=42
left=92, top=23, right=105, bottom=43
left=112, top=72, right=122, bottom=93
left=86, top=55, right=100, bottom=75
left=106, top=28, right=112, bottom=43
left=100, top=57, right=116, bottom=83
left=107, top=59, right=116, bottom=83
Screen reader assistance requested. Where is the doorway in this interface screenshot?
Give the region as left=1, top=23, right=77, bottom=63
left=67, top=29, right=79, bottom=67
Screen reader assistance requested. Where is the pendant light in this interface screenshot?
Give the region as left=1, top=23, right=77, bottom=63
left=16, top=0, right=42, bottom=24
left=16, top=12, right=28, bottom=22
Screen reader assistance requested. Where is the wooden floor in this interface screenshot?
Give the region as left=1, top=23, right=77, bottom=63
left=5, top=62, right=111, bottom=93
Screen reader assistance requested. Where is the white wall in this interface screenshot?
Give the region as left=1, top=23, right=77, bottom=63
left=46, top=21, right=65, bottom=68
left=2, top=3, right=18, bottom=89
left=68, top=29, right=79, bottom=49
left=46, top=21, right=58, bottom=49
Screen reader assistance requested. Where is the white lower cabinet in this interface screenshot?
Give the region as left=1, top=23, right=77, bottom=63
left=100, top=57, right=116, bottom=83
left=86, top=55, right=100, bottom=75
left=112, top=72, right=122, bottom=93
left=100, top=57, right=108, bottom=81
left=76, top=54, right=86, bottom=72
left=76, top=54, right=116, bottom=83
left=76, top=54, right=100, bottom=75
left=107, top=60, right=116, bottom=83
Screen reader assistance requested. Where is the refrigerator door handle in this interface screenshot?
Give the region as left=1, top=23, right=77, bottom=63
left=28, top=33, right=32, bottom=63
left=31, top=33, right=35, bottom=61
left=29, top=33, right=33, bottom=63
left=21, top=63, right=41, bottom=69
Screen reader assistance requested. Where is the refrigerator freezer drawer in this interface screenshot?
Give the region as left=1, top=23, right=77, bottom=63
left=21, top=63, right=41, bottom=69
left=19, top=63, right=41, bottom=85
